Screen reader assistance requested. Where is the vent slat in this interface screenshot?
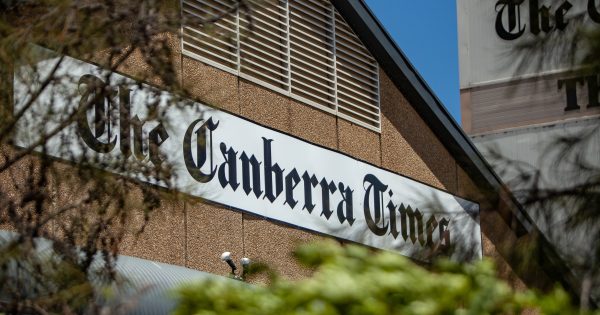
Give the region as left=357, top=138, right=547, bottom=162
left=184, top=0, right=231, bottom=17
left=290, top=21, right=334, bottom=49
left=338, top=105, right=380, bottom=124
left=243, top=6, right=287, bottom=26
left=337, top=68, right=378, bottom=90
left=303, top=0, right=332, bottom=13
left=336, top=37, right=376, bottom=64
left=290, top=0, right=332, bottom=25
left=290, top=33, right=332, bottom=55
left=241, top=41, right=288, bottom=64
left=289, top=8, right=332, bottom=34
left=337, top=90, right=380, bottom=112
left=336, top=75, right=377, bottom=97
left=290, top=69, right=335, bottom=91
left=239, top=22, right=287, bottom=45
left=337, top=84, right=378, bottom=104
left=337, top=57, right=378, bottom=78
left=183, top=42, right=237, bottom=66
left=183, top=35, right=237, bottom=58
left=183, top=10, right=237, bottom=33
left=241, top=51, right=289, bottom=73
left=183, top=27, right=237, bottom=50
left=291, top=57, right=333, bottom=80
left=288, top=44, right=333, bottom=69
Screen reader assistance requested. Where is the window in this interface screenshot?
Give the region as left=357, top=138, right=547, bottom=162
left=181, top=0, right=381, bottom=131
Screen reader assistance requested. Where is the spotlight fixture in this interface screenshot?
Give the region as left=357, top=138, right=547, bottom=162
left=220, top=252, right=251, bottom=281
left=240, top=257, right=251, bottom=279
left=220, top=251, right=237, bottom=274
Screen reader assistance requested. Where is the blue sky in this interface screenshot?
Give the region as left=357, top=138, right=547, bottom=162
left=364, top=0, right=461, bottom=124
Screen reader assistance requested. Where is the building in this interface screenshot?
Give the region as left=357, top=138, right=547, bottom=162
left=458, top=0, right=600, bottom=305
left=0, top=0, right=580, bottom=311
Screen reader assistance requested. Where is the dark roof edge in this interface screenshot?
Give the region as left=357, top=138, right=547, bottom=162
left=331, top=0, right=583, bottom=299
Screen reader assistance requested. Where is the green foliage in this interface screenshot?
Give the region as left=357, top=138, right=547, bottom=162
left=174, top=241, right=596, bottom=315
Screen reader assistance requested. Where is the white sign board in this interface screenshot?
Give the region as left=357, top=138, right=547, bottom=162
left=14, top=51, right=482, bottom=260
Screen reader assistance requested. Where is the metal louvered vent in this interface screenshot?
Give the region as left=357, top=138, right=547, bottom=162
left=334, top=11, right=380, bottom=128
left=289, top=0, right=336, bottom=111
left=181, top=0, right=381, bottom=131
